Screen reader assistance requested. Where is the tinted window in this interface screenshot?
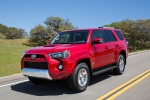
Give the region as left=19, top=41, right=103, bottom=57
left=92, top=30, right=105, bottom=42
left=103, top=30, right=116, bottom=42
left=115, top=31, right=124, bottom=40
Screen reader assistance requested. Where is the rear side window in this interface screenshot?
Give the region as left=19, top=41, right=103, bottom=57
left=103, top=30, right=116, bottom=42
left=115, top=30, right=124, bottom=40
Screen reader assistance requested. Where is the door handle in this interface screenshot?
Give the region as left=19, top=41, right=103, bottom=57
left=105, top=46, right=108, bottom=49
left=116, top=45, right=119, bottom=47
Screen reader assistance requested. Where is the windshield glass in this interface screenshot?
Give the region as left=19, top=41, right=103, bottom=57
left=51, top=30, right=89, bottom=44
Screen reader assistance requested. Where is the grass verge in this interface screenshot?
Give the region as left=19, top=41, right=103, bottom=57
left=0, top=39, right=30, bottom=77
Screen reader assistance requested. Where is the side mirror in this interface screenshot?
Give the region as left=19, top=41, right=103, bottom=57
left=92, top=38, right=103, bottom=44
left=126, top=41, right=128, bottom=45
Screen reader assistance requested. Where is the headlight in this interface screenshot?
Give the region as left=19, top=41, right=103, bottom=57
left=49, top=50, right=70, bottom=59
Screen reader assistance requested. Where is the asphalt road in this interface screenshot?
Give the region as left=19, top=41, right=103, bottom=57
left=0, top=51, right=150, bottom=100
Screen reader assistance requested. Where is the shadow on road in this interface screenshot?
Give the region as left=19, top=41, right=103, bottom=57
left=11, top=71, right=113, bottom=96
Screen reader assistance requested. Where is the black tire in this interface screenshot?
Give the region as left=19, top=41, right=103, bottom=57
left=28, top=77, right=44, bottom=85
left=68, top=63, right=90, bottom=92
left=113, top=55, right=125, bottom=75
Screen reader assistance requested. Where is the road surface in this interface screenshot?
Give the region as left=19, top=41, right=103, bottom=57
left=0, top=51, right=150, bottom=100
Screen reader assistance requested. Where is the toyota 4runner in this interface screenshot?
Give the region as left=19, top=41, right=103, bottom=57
left=21, top=27, right=128, bottom=92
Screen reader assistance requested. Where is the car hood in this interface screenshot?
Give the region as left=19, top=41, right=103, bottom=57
left=26, top=44, right=88, bottom=54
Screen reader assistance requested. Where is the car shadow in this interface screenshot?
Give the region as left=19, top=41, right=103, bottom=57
left=11, top=71, right=113, bottom=96
left=89, top=71, right=113, bottom=86
left=11, top=80, right=76, bottom=96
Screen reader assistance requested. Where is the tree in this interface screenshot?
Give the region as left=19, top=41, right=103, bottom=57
left=4, top=27, right=26, bottom=39
left=0, top=23, right=26, bottom=39
left=28, top=16, right=75, bottom=46
left=44, top=16, right=74, bottom=34
left=29, top=24, right=53, bottom=46
left=104, top=19, right=150, bottom=51
left=0, top=24, right=8, bottom=38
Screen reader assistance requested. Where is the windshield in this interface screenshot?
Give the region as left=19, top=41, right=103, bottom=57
left=51, top=30, right=89, bottom=44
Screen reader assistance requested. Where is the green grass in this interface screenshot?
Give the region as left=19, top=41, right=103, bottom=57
left=0, top=39, right=30, bottom=77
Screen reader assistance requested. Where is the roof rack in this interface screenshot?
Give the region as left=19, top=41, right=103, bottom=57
left=98, top=27, right=115, bottom=29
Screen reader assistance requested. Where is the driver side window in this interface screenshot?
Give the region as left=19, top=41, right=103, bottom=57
left=54, top=33, right=70, bottom=43
left=92, top=30, right=105, bottom=42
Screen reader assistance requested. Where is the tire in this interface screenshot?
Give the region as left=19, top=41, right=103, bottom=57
left=28, top=77, right=44, bottom=85
left=68, top=63, right=90, bottom=92
left=113, top=55, right=125, bottom=75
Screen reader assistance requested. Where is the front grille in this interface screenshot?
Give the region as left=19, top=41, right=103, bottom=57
left=24, top=54, right=45, bottom=58
left=24, top=61, right=48, bottom=69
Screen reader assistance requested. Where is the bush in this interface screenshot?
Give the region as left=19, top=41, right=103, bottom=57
left=0, top=24, right=26, bottom=39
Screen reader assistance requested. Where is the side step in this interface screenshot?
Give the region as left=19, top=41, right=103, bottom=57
left=92, top=66, right=117, bottom=76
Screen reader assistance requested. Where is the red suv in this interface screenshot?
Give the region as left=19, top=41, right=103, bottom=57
left=21, top=27, right=128, bottom=92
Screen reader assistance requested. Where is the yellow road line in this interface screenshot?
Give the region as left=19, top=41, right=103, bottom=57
left=97, top=69, right=150, bottom=100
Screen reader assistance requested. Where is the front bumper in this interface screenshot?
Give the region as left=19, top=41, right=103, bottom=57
left=21, top=53, right=74, bottom=80
left=22, top=68, right=52, bottom=80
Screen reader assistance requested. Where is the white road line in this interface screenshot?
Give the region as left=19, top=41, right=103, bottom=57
left=129, top=52, right=149, bottom=57
left=0, top=80, right=28, bottom=88
left=129, top=50, right=150, bottom=57
left=128, top=54, right=140, bottom=57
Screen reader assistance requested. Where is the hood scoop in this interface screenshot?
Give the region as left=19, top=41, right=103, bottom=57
left=43, top=44, right=56, bottom=47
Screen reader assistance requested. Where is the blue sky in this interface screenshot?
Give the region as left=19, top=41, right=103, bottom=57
left=0, top=0, right=150, bottom=33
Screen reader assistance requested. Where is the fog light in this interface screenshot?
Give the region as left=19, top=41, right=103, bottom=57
left=58, top=65, right=63, bottom=70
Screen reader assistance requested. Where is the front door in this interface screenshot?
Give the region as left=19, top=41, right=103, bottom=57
left=91, top=30, right=109, bottom=68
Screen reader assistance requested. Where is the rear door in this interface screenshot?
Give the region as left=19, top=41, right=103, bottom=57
left=103, top=30, right=118, bottom=63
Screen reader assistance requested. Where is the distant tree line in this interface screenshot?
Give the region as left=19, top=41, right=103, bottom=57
left=104, top=19, right=150, bottom=52
left=0, top=24, right=26, bottom=39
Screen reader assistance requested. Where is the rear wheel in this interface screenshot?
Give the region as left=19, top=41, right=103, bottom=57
left=28, top=77, right=44, bottom=85
left=113, top=55, right=125, bottom=75
left=68, top=63, right=90, bottom=92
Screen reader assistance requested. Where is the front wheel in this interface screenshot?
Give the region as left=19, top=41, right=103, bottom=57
left=113, top=55, right=125, bottom=75
left=68, top=63, right=90, bottom=92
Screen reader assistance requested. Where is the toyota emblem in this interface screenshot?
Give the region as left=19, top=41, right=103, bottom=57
left=31, top=54, right=36, bottom=60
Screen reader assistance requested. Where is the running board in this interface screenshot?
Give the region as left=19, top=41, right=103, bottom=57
left=92, top=66, right=117, bottom=76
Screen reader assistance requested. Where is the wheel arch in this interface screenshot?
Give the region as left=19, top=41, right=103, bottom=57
left=76, top=58, right=92, bottom=75
left=119, top=50, right=126, bottom=65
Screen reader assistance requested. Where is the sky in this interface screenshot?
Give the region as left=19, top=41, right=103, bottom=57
left=0, top=0, right=150, bottom=33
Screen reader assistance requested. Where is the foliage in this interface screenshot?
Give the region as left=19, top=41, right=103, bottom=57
left=0, top=23, right=26, bottom=39
left=0, top=24, right=8, bottom=38
left=44, top=16, right=74, bottom=33
left=28, top=16, right=74, bottom=46
left=104, top=19, right=150, bottom=52
left=4, top=27, right=26, bottom=39
left=29, top=24, right=54, bottom=46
